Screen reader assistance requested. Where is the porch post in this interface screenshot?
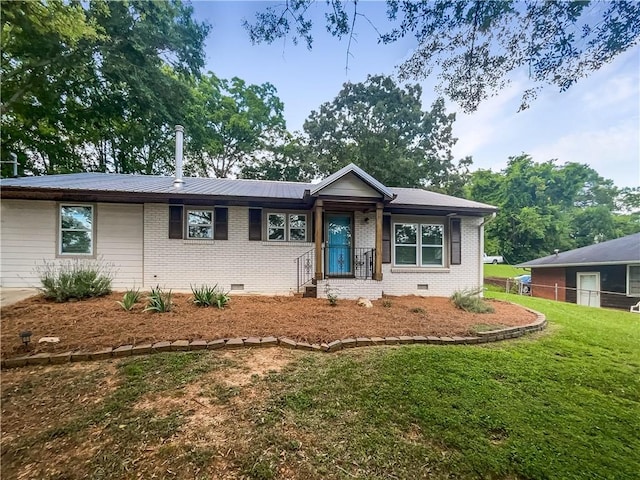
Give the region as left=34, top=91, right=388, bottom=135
left=374, top=202, right=383, bottom=281
left=314, top=200, right=323, bottom=281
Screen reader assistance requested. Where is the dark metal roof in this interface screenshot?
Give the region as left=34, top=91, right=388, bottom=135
left=0, top=173, right=308, bottom=199
left=1, top=172, right=497, bottom=213
left=518, top=232, right=640, bottom=268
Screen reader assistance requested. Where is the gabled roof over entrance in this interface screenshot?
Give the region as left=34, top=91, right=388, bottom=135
left=518, top=232, right=640, bottom=268
left=309, top=163, right=395, bottom=200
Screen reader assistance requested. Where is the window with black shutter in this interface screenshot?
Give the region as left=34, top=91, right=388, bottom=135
left=248, top=209, right=262, bottom=240
left=214, top=207, right=228, bottom=240
left=382, top=215, right=391, bottom=263
left=450, top=218, right=461, bottom=265
left=169, top=206, right=183, bottom=239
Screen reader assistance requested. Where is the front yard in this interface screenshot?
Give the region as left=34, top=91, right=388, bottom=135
left=1, top=293, right=535, bottom=358
left=1, top=294, right=638, bottom=479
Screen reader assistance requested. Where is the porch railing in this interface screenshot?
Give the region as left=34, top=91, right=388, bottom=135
left=296, top=249, right=315, bottom=293
left=296, top=247, right=377, bottom=292
left=327, top=247, right=375, bottom=279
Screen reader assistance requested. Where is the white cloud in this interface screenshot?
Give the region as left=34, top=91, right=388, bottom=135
left=529, top=122, right=640, bottom=187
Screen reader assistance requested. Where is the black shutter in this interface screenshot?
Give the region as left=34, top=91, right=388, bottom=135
left=249, top=209, right=262, bottom=240
left=169, top=206, right=183, bottom=239
left=382, top=215, right=391, bottom=264
left=450, top=218, right=461, bottom=265
left=214, top=207, right=228, bottom=240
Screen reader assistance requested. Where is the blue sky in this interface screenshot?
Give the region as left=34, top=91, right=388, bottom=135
left=191, top=1, right=640, bottom=188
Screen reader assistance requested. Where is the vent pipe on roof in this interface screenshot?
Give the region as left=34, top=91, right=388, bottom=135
left=174, top=125, right=185, bottom=188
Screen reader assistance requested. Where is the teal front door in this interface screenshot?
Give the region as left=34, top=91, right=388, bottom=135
left=326, top=214, right=352, bottom=276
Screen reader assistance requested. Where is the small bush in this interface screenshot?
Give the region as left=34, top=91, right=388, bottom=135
left=382, top=299, right=392, bottom=308
left=36, top=259, right=114, bottom=302
left=410, top=307, right=426, bottom=314
left=191, top=284, right=230, bottom=309
left=117, top=288, right=141, bottom=311
left=450, top=289, right=495, bottom=314
left=145, top=286, right=173, bottom=313
left=324, top=283, right=339, bottom=307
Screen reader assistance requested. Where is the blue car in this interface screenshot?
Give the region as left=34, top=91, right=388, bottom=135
left=514, top=274, right=531, bottom=294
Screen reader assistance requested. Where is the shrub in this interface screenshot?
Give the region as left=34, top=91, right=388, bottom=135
left=450, top=289, right=495, bottom=314
left=36, top=259, right=114, bottom=302
left=145, top=286, right=173, bottom=313
left=410, top=307, right=426, bottom=314
left=324, top=283, right=339, bottom=307
left=382, top=299, right=393, bottom=308
left=117, top=288, right=141, bottom=311
left=191, top=284, right=230, bottom=309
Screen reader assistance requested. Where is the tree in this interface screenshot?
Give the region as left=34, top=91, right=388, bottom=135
left=466, top=155, right=640, bottom=262
left=240, top=131, right=316, bottom=182
left=301, top=74, right=468, bottom=191
left=245, top=1, right=640, bottom=112
left=185, top=73, right=286, bottom=178
left=1, top=0, right=209, bottom=176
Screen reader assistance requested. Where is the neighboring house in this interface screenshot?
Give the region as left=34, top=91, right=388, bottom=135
left=517, top=233, right=640, bottom=310
left=1, top=137, right=497, bottom=299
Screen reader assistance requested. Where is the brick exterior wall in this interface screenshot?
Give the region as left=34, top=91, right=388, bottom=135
left=531, top=267, right=566, bottom=302
left=1, top=201, right=485, bottom=299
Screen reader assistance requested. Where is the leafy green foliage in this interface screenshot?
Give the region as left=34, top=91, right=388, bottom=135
left=467, top=155, right=640, bottom=263
left=36, top=259, right=113, bottom=302
left=1, top=0, right=210, bottom=177
left=245, top=1, right=640, bottom=112
left=190, top=284, right=230, bottom=309
left=450, top=289, right=495, bottom=314
left=324, top=283, right=338, bottom=307
left=302, top=74, right=469, bottom=193
left=116, top=288, right=141, bottom=312
left=144, top=286, right=172, bottom=313
left=185, top=73, right=286, bottom=178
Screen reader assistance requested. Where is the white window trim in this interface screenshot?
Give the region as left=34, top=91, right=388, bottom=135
left=420, top=224, right=445, bottom=267
left=267, top=212, right=308, bottom=242
left=59, top=204, right=95, bottom=256
left=186, top=208, right=214, bottom=240
left=627, top=264, right=640, bottom=297
left=393, top=222, right=445, bottom=268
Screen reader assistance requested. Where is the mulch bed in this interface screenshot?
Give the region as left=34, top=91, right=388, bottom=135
left=0, top=293, right=537, bottom=358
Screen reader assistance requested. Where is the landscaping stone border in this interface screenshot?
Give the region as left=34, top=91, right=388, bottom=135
left=1, top=308, right=546, bottom=369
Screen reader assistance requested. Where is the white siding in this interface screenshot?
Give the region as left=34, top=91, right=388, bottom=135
left=0, top=200, right=143, bottom=289
left=97, top=203, right=143, bottom=288
left=317, top=173, right=381, bottom=198
left=1, top=200, right=57, bottom=287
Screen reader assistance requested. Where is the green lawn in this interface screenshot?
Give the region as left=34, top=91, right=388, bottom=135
left=484, top=263, right=529, bottom=278
left=2, top=295, right=639, bottom=479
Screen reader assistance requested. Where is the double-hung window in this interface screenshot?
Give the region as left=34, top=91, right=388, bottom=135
left=628, top=265, right=640, bottom=296
left=267, top=213, right=307, bottom=242
left=187, top=209, right=214, bottom=239
left=394, top=223, right=444, bottom=266
left=60, top=205, right=94, bottom=255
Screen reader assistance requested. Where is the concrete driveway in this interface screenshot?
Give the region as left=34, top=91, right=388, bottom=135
left=0, top=288, right=39, bottom=308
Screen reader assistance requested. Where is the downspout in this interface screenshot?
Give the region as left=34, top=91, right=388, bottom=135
left=478, top=212, right=497, bottom=296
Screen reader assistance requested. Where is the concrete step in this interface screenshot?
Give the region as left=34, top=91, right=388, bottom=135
left=303, top=285, right=317, bottom=298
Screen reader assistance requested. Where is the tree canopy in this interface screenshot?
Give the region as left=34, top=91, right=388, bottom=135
left=245, top=0, right=640, bottom=112
left=301, top=74, right=469, bottom=192
left=466, top=155, right=640, bottom=262
left=1, top=0, right=210, bottom=176
left=185, top=73, right=286, bottom=178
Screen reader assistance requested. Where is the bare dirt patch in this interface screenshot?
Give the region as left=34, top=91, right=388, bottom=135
left=0, top=293, right=536, bottom=358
